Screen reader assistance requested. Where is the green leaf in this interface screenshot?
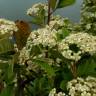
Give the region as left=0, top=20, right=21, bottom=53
left=57, top=0, right=76, bottom=8
left=26, top=77, right=50, bottom=96
left=0, top=56, right=15, bottom=84
left=1, top=60, right=14, bottom=85
left=31, top=8, right=45, bottom=26
left=33, top=59, right=56, bottom=77
left=62, top=28, right=70, bottom=37
left=0, top=62, right=9, bottom=69
left=0, top=86, right=14, bottom=96
left=0, top=36, right=14, bottom=55
left=31, top=17, right=43, bottom=25
left=30, top=45, right=42, bottom=56
left=50, top=0, right=57, bottom=9
left=57, top=28, right=70, bottom=41
left=7, top=60, right=14, bottom=84
left=78, top=58, right=96, bottom=77
left=60, top=80, right=67, bottom=91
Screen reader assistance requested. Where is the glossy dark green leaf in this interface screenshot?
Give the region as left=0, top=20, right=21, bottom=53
left=78, top=57, right=96, bottom=77
left=57, top=0, right=76, bottom=8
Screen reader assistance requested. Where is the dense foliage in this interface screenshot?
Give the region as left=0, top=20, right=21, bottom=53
left=81, top=0, right=96, bottom=35
left=0, top=0, right=96, bottom=96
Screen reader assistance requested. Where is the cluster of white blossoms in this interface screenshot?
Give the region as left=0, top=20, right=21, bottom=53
left=58, top=32, right=96, bottom=61
left=27, top=3, right=48, bottom=16
left=67, top=76, right=96, bottom=96
left=80, top=0, right=96, bottom=35
left=19, top=47, right=30, bottom=65
left=26, top=26, right=57, bottom=50
left=49, top=15, right=72, bottom=31
left=49, top=88, right=66, bottom=96
left=0, top=18, right=18, bottom=36
left=49, top=16, right=65, bottom=29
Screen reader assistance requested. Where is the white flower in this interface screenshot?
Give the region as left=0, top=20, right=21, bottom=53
left=81, top=91, right=91, bottom=96
left=58, top=32, right=96, bottom=61
left=57, top=92, right=66, bottom=96
left=49, top=88, right=56, bottom=96
left=49, top=16, right=69, bottom=30
left=49, top=19, right=64, bottom=29
left=67, top=76, right=96, bottom=96
left=0, top=18, right=18, bottom=36
left=85, top=24, right=91, bottom=30
left=49, top=88, right=66, bottom=96
left=19, top=47, right=30, bottom=65
left=68, top=87, right=76, bottom=96
left=81, top=0, right=96, bottom=35
left=26, top=26, right=57, bottom=52
left=27, top=3, right=48, bottom=16
left=56, top=58, right=62, bottom=64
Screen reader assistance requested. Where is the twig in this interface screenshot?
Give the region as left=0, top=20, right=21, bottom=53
left=47, top=0, right=51, bottom=25
left=70, top=62, right=77, bottom=78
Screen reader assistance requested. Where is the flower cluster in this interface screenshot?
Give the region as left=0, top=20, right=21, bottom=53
left=58, top=32, right=96, bottom=61
left=49, top=88, right=66, bottom=96
left=49, top=15, right=72, bottom=31
left=67, top=76, right=96, bottom=96
left=49, top=16, right=65, bottom=29
left=19, top=47, right=30, bottom=65
left=0, top=18, right=18, bottom=36
left=80, top=0, right=96, bottom=35
left=26, top=26, right=57, bottom=50
left=27, top=3, right=48, bottom=16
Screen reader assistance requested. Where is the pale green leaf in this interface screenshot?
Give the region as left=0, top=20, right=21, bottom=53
left=57, top=0, right=76, bottom=8
left=50, top=0, right=57, bottom=9
left=0, top=36, right=14, bottom=55
left=33, top=59, right=56, bottom=77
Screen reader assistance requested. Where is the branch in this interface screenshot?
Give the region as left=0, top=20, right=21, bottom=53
left=70, top=62, right=77, bottom=78
left=47, top=0, right=51, bottom=25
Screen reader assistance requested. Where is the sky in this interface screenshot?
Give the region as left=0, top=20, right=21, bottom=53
left=0, top=0, right=83, bottom=22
